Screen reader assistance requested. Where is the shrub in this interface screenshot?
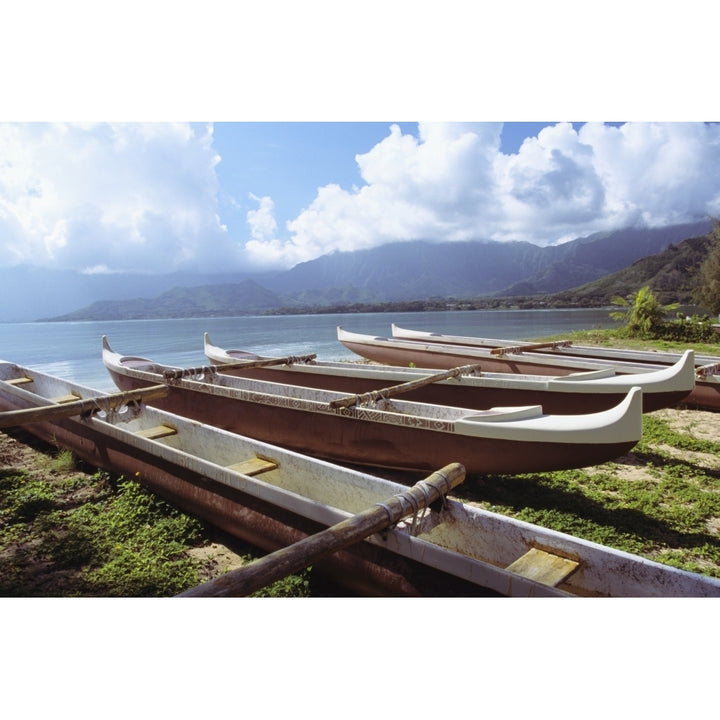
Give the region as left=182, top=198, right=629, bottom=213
left=655, top=314, right=718, bottom=343
left=610, top=285, right=678, bottom=339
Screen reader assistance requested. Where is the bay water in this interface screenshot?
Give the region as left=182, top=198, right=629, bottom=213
left=0, top=308, right=619, bottom=392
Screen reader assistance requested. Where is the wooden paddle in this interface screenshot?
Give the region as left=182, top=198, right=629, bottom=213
left=490, top=340, right=572, bottom=356
left=328, top=363, right=484, bottom=409
left=162, top=353, right=317, bottom=381
left=177, top=462, right=466, bottom=597
left=0, top=384, right=169, bottom=429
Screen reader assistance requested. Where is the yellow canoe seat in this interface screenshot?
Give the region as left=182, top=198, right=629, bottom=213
left=226, top=456, right=278, bottom=477
left=6, top=376, right=34, bottom=386
left=506, top=547, right=579, bottom=587
left=51, top=393, right=82, bottom=404
left=137, top=424, right=178, bottom=440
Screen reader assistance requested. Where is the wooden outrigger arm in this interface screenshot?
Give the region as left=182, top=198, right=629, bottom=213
left=696, top=362, right=720, bottom=378
left=490, top=340, right=573, bottom=356
left=0, top=384, right=169, bottom=429
left=328, top=363, right=484, bottom=409
left=178, top=463, right=466, bottom=597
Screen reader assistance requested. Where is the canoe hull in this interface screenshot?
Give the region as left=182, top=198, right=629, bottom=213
left=212, top=363, right=686, bottom=415
left=206, top=333, right=694, bottom=414
left=339, top=333, right=590, bottom=375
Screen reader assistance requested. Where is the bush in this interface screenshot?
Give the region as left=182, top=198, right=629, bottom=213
left=654, top=315, right=718, bottom=343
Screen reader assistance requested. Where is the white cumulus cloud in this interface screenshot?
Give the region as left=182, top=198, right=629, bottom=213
left=3, top=121, right=720, bottom=275
left=246, top=121, right=720, bottom=268
left=0, top=122, right=240, bottom=273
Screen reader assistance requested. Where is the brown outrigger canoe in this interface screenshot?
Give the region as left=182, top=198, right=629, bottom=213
left=102, top=337, right=643, bottom=476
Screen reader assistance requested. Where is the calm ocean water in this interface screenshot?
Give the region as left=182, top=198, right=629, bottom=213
left=0, top=309, right=619, bottom=392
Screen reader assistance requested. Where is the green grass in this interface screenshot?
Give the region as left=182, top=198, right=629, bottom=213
left=0, top=444, right=314, bottom=597
left=539, top=327, right=720, bottom=356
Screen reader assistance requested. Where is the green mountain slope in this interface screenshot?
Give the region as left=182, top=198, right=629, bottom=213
left=549, top=233, right=715, bottom=307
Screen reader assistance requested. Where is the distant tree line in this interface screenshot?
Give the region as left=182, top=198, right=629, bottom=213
left=260, top=295, right=600, bottom=317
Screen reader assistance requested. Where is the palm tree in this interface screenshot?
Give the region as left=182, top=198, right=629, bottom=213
left=610, top=285, right=678, bottom=338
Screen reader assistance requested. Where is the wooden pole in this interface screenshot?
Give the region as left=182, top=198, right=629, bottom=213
left=162, top=353, right=317, bottom=381
left=490, top=340, right=572, bottom=356
left=0, top=384, right=169, bottom=429
left=178, top=462, right=466, bottom=598
left=328, top=363, right=484, bottom=409
left=696, top=362, right=720, bottom=378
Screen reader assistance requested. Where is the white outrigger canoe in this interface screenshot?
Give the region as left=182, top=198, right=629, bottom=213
left=2, top=359, right=720, bottom=598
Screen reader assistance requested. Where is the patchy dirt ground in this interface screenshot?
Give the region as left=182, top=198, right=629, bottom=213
left=655, top=406, right=720, bottom=444
left=653, top=406, right=720, bottom=470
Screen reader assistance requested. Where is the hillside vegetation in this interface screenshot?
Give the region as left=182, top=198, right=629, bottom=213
left=550, top=233, right=715, bottom=307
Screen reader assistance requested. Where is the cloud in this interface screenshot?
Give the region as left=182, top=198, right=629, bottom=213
left=248, top=121, right=720, bottom=266
left=3, top=121, right=720, bottom=275
left=0, top=122, right=239, bottom=273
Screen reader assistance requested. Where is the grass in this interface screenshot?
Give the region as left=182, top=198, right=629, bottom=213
left=0, top=436, right=316, bottom=597
left=540, top=326, right=720, bottom=356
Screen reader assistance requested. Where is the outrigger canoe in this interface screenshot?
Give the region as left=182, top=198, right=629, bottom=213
left=390, top=324, right=720, bottom=411
left=3, top=360, right=720, bottom=597
left=203, top=332, right=694, bottom=414
left=391, top=323, right=720, bottom=366
left=102, top=337, right=643, bottom=476
left=392, top=323, right=720, bottom=410
left=338, top=326, right=715, bottom=410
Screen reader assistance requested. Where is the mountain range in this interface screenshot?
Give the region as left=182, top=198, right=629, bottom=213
left=2, top=219, right=712, bottom=322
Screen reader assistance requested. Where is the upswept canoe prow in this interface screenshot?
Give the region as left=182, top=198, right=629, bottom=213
left=205, top=331, right=694, bottom=414
left=4, top=360, right=720, bottom=597
left=102, top=337, right=643, bottom=476
left=204, top=332, right=264, bottom=365
left=390, top=323, right=720, bottom=412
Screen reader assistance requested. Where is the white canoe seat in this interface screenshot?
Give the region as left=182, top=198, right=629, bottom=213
left=6, top=376, right=34, bottom=386
left=226, top=456, right=279, bottom=477
left=506, top=547, right=580, bottom=587
left=51, top=392, right=82, bottom=404
left=137, top=424, right=178, bottom=440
